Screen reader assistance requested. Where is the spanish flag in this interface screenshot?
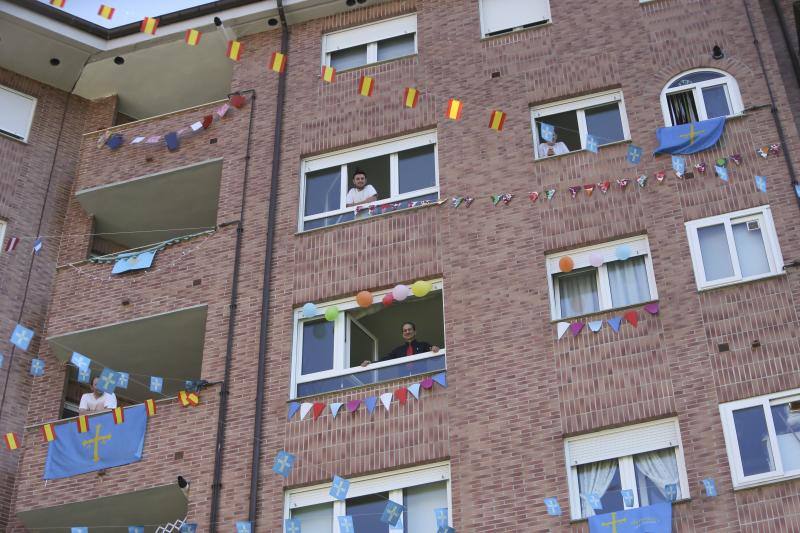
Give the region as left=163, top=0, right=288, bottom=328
left=185, top=29, right=202, bottom=46
left=489, top=110, right=506, bottom=131
left=269, top=52, right=287, bottom=73
left=50, top=0, right=65, bottom=8
left=145, top=399, right=157, bottom=417
left=4, top=433, right=19, bottom=451
left=140, top=17, right=159, bottom=35
left=76, top=415, right=89, bottom=434
left=358, top=76, right=374, bottom=97
left=227, top=40, right=243, bottom=62
left=179, top=391, right=200, bottom=407
left=41, top=423, right=56, bottom=443
left=112, top=407, right=125, bottom=425
left=445, top=98, right=463, bottom=120
left=97, top=4, right=115, bottom=20
left=321, top=65, right=336, bottom=83
left=403, top=87, right=419, bottom=108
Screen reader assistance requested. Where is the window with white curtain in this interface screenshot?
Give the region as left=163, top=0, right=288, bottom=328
left=285, top=462, right=452, bottom=532
left=720, top=388, right=800, bottom=489
left=660, top=69, right=744, bottom=126
left=546, top=236, right=658, bottom=320
left=0, top=85, right=36, bottom=142
left=564, top=419, right=689, bottom=520
left=478, top=0, right=551, bottom=37
left=322, top=14, right=417, bottom=71
left=685, top=206, right=783, bottom=290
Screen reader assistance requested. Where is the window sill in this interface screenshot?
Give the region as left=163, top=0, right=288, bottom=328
left=292, top=367, right=446, bottom=402
left=480, top=21, right=552, bottom=41
left=535, top=139, right=631, bottom=163
left=568, top=498, right=691, bottom=523
left=324, top=53, right=418, bottom=77
left=550, top=299, right=659, bottom=325
left=0, top=130, right=28, bottom=144
left=732, top=471, right=800, bottom=491
left=298, top=198, right=445, bottom=236
left=696, top=271, right=785, bottom=293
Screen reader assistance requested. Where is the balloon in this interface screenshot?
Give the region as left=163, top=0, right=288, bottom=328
left=558, top=256, right=574, bottom=273
left=615, top=244, right=633, bottom=261
left=411, top=280, right=433, bottom=297
left=589, top=252, right=604, bottom=267
left=392, top=284, right=410, bottom=301
left=324, top=306, right=339, bottom=321
left=356, top=291, right=373, bottom=308
left=301, top=302, right=317, bottom=318
left=382, top=293, right=394, bottom=307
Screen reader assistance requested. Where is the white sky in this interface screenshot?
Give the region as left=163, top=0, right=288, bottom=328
left=39, top=0, right=215, bottom=29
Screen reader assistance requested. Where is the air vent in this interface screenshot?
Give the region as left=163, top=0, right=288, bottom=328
left=747, top=220, right=760, bottom=231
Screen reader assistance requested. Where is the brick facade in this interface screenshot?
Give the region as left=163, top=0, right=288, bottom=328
left=7, top=0, right=800, bottom=531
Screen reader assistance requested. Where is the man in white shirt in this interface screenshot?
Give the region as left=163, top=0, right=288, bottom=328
left=345, top=169, right=378, bottom=207
left=79, top=376, right=117, bottom=414
left=537, top=132, right=570, bottom=158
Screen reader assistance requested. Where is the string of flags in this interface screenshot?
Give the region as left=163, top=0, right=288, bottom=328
left=556, top=303, right=659, bottom=339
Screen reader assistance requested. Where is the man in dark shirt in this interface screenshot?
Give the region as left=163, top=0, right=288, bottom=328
left=361, top=322, right=440, bottom=366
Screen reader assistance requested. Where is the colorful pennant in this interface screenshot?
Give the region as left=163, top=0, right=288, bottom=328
left=321, top=65, right=336, bottom=83
left=41, top=424, right=56, bottom=443
left=185, top=29, right=202, bottom=46
left=4, top=433, right=19, bottom=451
left=269, top=52, right=287, bottom=73
left=50, top=0, right=65, bottom=7
left=227, top=40, right=243, bottom=62
left=140, top=17, right=159, bottom=35
left=489, top=110, right=506, bottom=131
left=97, top=4, right=115, bottom=20
left=112, top=407, right=125, bottom=425
left=403, top=87, right=419, bottom=108
left=445, top=98, right=463, bottom=120
left=76, top=415, right=89, bottom=434
left=145, top=399, right=157, bottom=417
left=358, top=75, right=375, bottom=97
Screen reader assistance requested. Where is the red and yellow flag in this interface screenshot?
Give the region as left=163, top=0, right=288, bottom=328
left=269, top=52, right=287, bottom=73
left=112, top=407, right=125, bottom=425
left=179, top=391, right=200, bottom=407
left=358, top=76, right=374, bottom=97
left=226, top=40, right=243, bottom=62
left=4, top=433, right=19, bottom=450
left=185, top=29, right=202, bottom=46
left=76, top=415, right=89, bottom=434
left=445, top=98, right=463, bottom=120
left=50, top=0, right=66, bottom=8
left=41, top=423, right=56, bottom=443
left=97, top=4, right=115, bottom=20
left=489, top=110, right=506, bottom=131
left=140, top=17, right=159, bottom=35
left=321, top=65, right=336, bottom=83
left=403, top=87, right=419, bottom=108
left=145, top=399, right=157, bottom=417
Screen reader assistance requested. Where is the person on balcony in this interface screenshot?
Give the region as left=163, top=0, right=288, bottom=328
left=537, top=132, right=569, bottom=158
left=345, top=169, right=378, bottom=207
left=79, top=376, right=118, bottom=414
left=361, top=322, right=440, bottom=367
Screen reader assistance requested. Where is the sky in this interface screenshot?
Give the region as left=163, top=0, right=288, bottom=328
left=38, top=0, right=216, bottom=29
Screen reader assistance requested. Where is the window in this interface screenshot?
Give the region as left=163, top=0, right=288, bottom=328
left=478, top=0, right=551, bottom=37
left=292, top=282, right=445, bottom=398
left=0, top=220, right=6, bottom=253
left=660, top=69, right=744, bottom=126
left=564, top=419, right=689, bottom=520
left=0, top=85, right=36, bottom=142
left=685, top=206, right=783, bottom=290
left=532, top=90, right=630, bottom=159
left=720, top=389, right=800, bottom=488
left=286, top=462, right=452, bottom=532
left=546, top=236, right=657, bottom=320
left=300, top=132, right=438, bottom=231
left=322, top=15, right=417, bottom=71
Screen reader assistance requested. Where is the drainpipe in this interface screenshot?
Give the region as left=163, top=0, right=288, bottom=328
left=249, top=0, right=289, bottom=527
left=209, top=87, right=256, bottom=531
left=742, top=0, right=800, bottom=210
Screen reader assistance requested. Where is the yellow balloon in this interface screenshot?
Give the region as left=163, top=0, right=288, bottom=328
left=411, top=280, right=432, bottom=297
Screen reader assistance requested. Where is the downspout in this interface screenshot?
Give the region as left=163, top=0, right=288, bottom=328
left=769, top=0, right=800, bottom=88
left=742, top=0, right=800, bottom=210
left=209, top=87, right=256, bottom=531
left=249, top=0, right=289, bottom=527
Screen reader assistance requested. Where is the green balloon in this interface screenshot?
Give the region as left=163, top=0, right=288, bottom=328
left=324, top=306, right=339, bottom=321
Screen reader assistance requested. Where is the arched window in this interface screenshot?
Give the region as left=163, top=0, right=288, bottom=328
left=660, top=69, right=744, bottom=126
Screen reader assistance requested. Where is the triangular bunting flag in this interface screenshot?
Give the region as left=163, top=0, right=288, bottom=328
left=380, top=392, right=393, bottom=411
left=421, top=377, right=434, bottom=389
left=643, top=302, right=660, bottom=315
left=588, top=320, right=603, bottom=332
left=529, top=191, right=539, bottom=203
left=432, top=372, right=447, bottom=388
left=583, top=184, right=595, bottom=197
left=330, top=402, right=343, bottom=418
left=557, top=321, right=570, bottom=339
left=312, top=402, right=326, bottom=421
left=364, top=396, right=378, bottom=413
left=299, top=402, right=313, bottom=420
left=608, top=316, right=623, bottom=332
left=346, top=399, right=361, bottom=413
left=287, top=402, right=301, bottom=420
left=624, top=310, right=639, bottom=327
left=569, top=322, right=584, bottom=336
left=407, top=383, right=421, bottom=399
left=394, top=387, right=408, bottom=405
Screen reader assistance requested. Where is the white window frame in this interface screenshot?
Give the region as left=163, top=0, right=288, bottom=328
left=546, top=235, right=657, bottom=320
left=285, top=461, right=453, bottom=532
left=564, top=419, right=690, bottom=520
left=322, top=14, right=417, bottom=69
left=290, top=280, right=445, bottom=399
left=720, top=388, right=800, bottom=489
left=0, top=85, right=37, bottom=143
left=531, top=90, right=630, bottom=160
left=477, top=0, right=551, bottom=37
left=660, top=68, right=744, bottom=126
left=0, top=220, right=6, bottom=253
left=684, top=205, right=783, bottom=291
left=299, top=131, right=439, bottom=232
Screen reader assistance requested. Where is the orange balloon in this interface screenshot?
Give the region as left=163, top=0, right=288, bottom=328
left=559, top=256, right=574, bottom=273
left=356, top=291, right=373, bottom=308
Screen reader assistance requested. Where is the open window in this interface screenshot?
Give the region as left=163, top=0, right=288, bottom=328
left=720, top=388, right=800, bottom=489
left=300, top=132, right=438, bottom=231
left=660, top=69, right=744, bottom=126
left=292, top=281, right=445, bottom=398
left=0, top=85, right=36, bottom=142
left=478, top=0, right=551, bottom=37
left=322, top=14, right=417, bottom=71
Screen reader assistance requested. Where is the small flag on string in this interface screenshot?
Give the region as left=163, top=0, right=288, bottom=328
left=299, top=402, right=313, bottom=420
left=287, top=402, right=300, bottom=420
left=144, top=399, right=157, bottom=416
left=226, top=40, right=243, bottom=61
left=364, top=396, right=378, bottom=413
left=140, top=17, right=159, bottom=35
left=77, top=367, right=91, bottom=384
left=655, top=170, right=666, bottom=183
left=568, top=186, right=580, bottom=198
left=165, top=132, right=180, bottom=152
left=10, top=324, right=34, bottom=351
left=337, top=516, right=354, bottom=533
left=50, top=0, right=65, bottom=7
left=185, top=29, right=202, bottom=46
left=445, top=98, right=462, bottom=120
left=529, top=191, right=539, bottom=203
left=435, top=508, right=449, bottom=528
left=76, top=415, right=89, bottom=434
left=33, top=238, right=43, bottom=255
left=730, top=153, right=742, bottom=165
left=488, top=110, right=506, bottom=131
left=702, top=478, right=718, bottom=497
left=381, top=501, right=405, bottom=526
left=543, top=497, right=561, bottom=516
left=544, top=189, right=556, bottom=200
left=178, top=390, right=200, bottom=407
left=329, top=402, right=343, bottom=418
left=540, top=122, right=554, bottom=142
left=672, top=155, right=685, bottom=176
left=4, top=236, right=19, bottom=252
left=608, top=316, right=623, bottom=332
left=272, top=450, right=295, bottom=477
left=586, top=134, right=599, bottom=153
left=130, top=136, right=145, bottom=144
left=97, top=4, right=115, bottom=19
left=432, top=372, right=447, bottom=387
left=129, top=527, right=145, bottom=533
left=269, top=51, right=287, bottom=73
left=694, top=162, right=707, bottom=174
left=180, top=524, right=197, bottom=533
left=757, top=146, right=769, bottom=158
left=358, top=76, right=375, bottom=97
left=616, top=178, right=630, bottom=189
left=626, top=145, right=643, bottom=164
left=321, top=65, right=336, bottom=83
left=116, top=372, right=129, bottom=389
left=150, top=376, right=163, bottom=393
left=715, top=165, right=728, bottom=182
left=403, top=87, right=419, bottom=108
left=112, top=407, right=125, bottom=425
left=755, top=175, right=767, bottom=193
left=284, top=520, right=301, bottom=533
left=312, top=402, right=326, bottom=420
left=235, top=522, right=252, bottom=533
left=30, top=358, right=45, bottom=377
left=598, top=180, right=611, bottom=193
left=637, top=174, right=648, bottom=188
left=4, top=433, right=19, bottom=451
left=330, top=475, right=351, bottom=500
left=41, top=423, right=56, bottom=443
left=70, top=352, right=91, bottom=370
left=97, top=368, right=117, bottom=393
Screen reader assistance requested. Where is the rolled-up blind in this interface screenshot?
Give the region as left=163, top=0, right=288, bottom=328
left=480, top=0, right=551, bottom=35
left=0, top=86, right=36, bottom=142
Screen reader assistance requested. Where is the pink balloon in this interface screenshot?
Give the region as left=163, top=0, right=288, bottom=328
left=382, top=293, right=394, bottom=307
left=392, top=284, right=410, bottom=301
left=589, top=252, right=604, bottom=267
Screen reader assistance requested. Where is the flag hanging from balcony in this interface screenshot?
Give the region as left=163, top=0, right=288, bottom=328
left=97, top=4, right=115, bottom=20
left=185, top=29, right=202, bottom=46
left=445, top=98, right=463, bottom=120
left=113, top=407, right=125, bottom=425
left=44, top=404, right=148, bottom=479
left=358, top=76, right=375, bottom=97
left=140, top=17, right=159, bottom=35
left=321, top=65, right=336, bottom=83
left=111, top=249, right=157, bottom=275
left=404, top=87, right=419, bottom=108
left=654, top=117, right=726, bottom=155
left=269, top=52, right=287, bottom=73
left=587, top=502, right=671, bottom=532
left=227, top=40, right=243, bottom=61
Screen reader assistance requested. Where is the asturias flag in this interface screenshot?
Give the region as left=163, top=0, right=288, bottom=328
left=44, top=405, right=147, bottom=479
left=111, top=249, right=157, bottom=275
left=654, top=117, right=725, bottom=155
left=588, top=502, right=672, bottom=533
